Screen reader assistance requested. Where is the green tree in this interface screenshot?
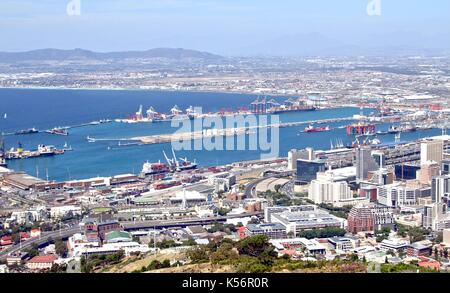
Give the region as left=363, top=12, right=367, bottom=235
left=186, top=246, right=209, bottom=264
left=161, top=259, right=171, bottom=268
left=237, top=235, right=273, bottom=257
left=210, top=242, right=238, bottom=264
left=55, top=239, right=68, bottom=257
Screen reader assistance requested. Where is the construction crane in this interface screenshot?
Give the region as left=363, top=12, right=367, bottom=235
left=0, top=134, right=6, bottom=167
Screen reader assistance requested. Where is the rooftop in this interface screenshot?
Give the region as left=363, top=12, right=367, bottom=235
left=105, top=231, right=132, bottom=242
left=27, top=255, right=58, bottom=263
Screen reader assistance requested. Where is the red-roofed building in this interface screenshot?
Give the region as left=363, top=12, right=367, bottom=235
left=26, top=255, right=58, bottom=270
left=30, top=229, right=41, bottom=238
left=0, top=236, right=13, bottom=246
left=20, top=232, right=30, bottom=241
left=418, top=256, right=441, bottom=271
left=237, top=226, right=247, bottom=239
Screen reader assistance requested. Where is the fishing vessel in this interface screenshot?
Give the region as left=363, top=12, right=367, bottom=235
left=304, top=125, right=330, bottom=133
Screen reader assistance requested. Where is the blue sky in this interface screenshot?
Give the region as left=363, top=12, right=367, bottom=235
left=0, top=0, right=449, bottom=55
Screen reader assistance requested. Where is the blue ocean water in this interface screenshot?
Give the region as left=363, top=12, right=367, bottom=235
left=0, top=88, right=441, bottom=181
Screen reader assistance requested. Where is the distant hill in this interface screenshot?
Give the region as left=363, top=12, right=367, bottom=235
left=0, top=48, right=224, bottom=62
left=236, top=32, right=450, bottom=57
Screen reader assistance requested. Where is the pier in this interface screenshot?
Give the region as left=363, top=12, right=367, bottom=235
left=121, top=116, right=358, bottom=146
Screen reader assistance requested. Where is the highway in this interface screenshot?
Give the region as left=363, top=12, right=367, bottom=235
left=244, top=171, right=294, bottom=198
left=0, top=212, right=263, bottom=260
left=0, top=227, right=83, bottom=260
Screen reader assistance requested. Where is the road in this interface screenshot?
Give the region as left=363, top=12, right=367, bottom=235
left=0, top=227, right=82, bottom=260
left=0, top=212, right=263, bottom=260
left=279, top=179, right=295, bottom=199
left=244, top=171, right=294, bottom=198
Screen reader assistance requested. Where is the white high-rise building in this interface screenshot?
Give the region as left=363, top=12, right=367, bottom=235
left=308, top=171, right=353, bottom=205
left=421, top=139, right=443, bottom=165
left=377, top=183, right=420, bottom=208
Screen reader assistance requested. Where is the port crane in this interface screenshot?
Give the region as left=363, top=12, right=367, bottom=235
left=0, top=136, right=6, bottom=167
left=162, top=148, right=197, bottom=172
left=0, top=115, right=7, bottom=167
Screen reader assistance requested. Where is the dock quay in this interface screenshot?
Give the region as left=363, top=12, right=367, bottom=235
left=126, top=116, right=357, bottom=145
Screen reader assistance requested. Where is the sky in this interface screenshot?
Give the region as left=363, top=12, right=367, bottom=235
left=0, top=0, right=449, bottom=55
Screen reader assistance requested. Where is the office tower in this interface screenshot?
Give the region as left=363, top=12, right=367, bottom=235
left=418, top=161, right=440, bottom=185
left=296, top=159, right=325, bottom=184
left=421, top=139, right=443, bottom=165
left=356, top=147, right=379, bottom=182
left=431, top=175, right=450, bottom=203
left=288, top=148, right=314, bottom=170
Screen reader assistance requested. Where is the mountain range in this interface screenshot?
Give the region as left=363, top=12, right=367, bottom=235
left=0, top=48, right=224, bottom=63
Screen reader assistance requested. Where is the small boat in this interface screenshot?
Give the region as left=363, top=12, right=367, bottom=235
left=86, top=136, right=96, bottom=143
left=63, top=142, right=73, bottom=151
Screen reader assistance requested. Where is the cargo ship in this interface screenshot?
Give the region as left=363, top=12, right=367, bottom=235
left=141, top=148, right=198, bottom=177
left=269, top=106, right=316, bottom=114
left=387, top=124, right=417, bottom=134
left=5, top=143, right=65, bottom=160
left=141, top=161, right=170, bottom=175
left=304, top=125, right=330, bottom=133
